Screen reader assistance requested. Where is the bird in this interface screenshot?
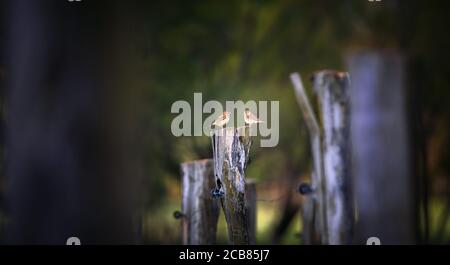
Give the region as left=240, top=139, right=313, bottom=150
left=212, top=111, right=230, bottom=128
left=244, top=108, right=264, bottom=125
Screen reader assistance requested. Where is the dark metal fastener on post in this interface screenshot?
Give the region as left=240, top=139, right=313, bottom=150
left=173, top=210, right=185, bottom=219
left=298, top=183, right=314, bottom=195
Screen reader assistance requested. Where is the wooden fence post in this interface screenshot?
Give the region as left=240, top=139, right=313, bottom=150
left=290, top=73, right=328, bottom=244
left=4, top=1, right=139, bottom=244
left=211, top=127, right=252, bottom=245
left=246, top=179, right=257, bottom=244
left=301, top=194, right=319, bottom=244
left=312, top=70, right=353, bottom=245
left=180, top=159, right=220, bottom=245
left=347, top=51, right=415, bottom=244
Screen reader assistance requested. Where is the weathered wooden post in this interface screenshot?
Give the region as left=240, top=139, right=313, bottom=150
left=300, top=192, right=319, bottom=244
left=290, top=73, right=328, bottom=244
left=347, top=51, right=415, bottom=244
left=246, top=179, right=257, bottom=244
left=4, top=0, right=140, bottom=244
left=211, top=126, right=253, bottom=245
left=180, top=159, right=220, bottom=245
left=312, top=70, right=353, bottom=245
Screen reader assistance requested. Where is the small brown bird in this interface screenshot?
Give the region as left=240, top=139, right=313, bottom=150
left=244, top=108, right=264, bottom=125
left=212, top=111, right=230, bottom=127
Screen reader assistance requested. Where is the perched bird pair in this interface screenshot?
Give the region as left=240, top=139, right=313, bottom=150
left=212, top=108, right=264, bottom=128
